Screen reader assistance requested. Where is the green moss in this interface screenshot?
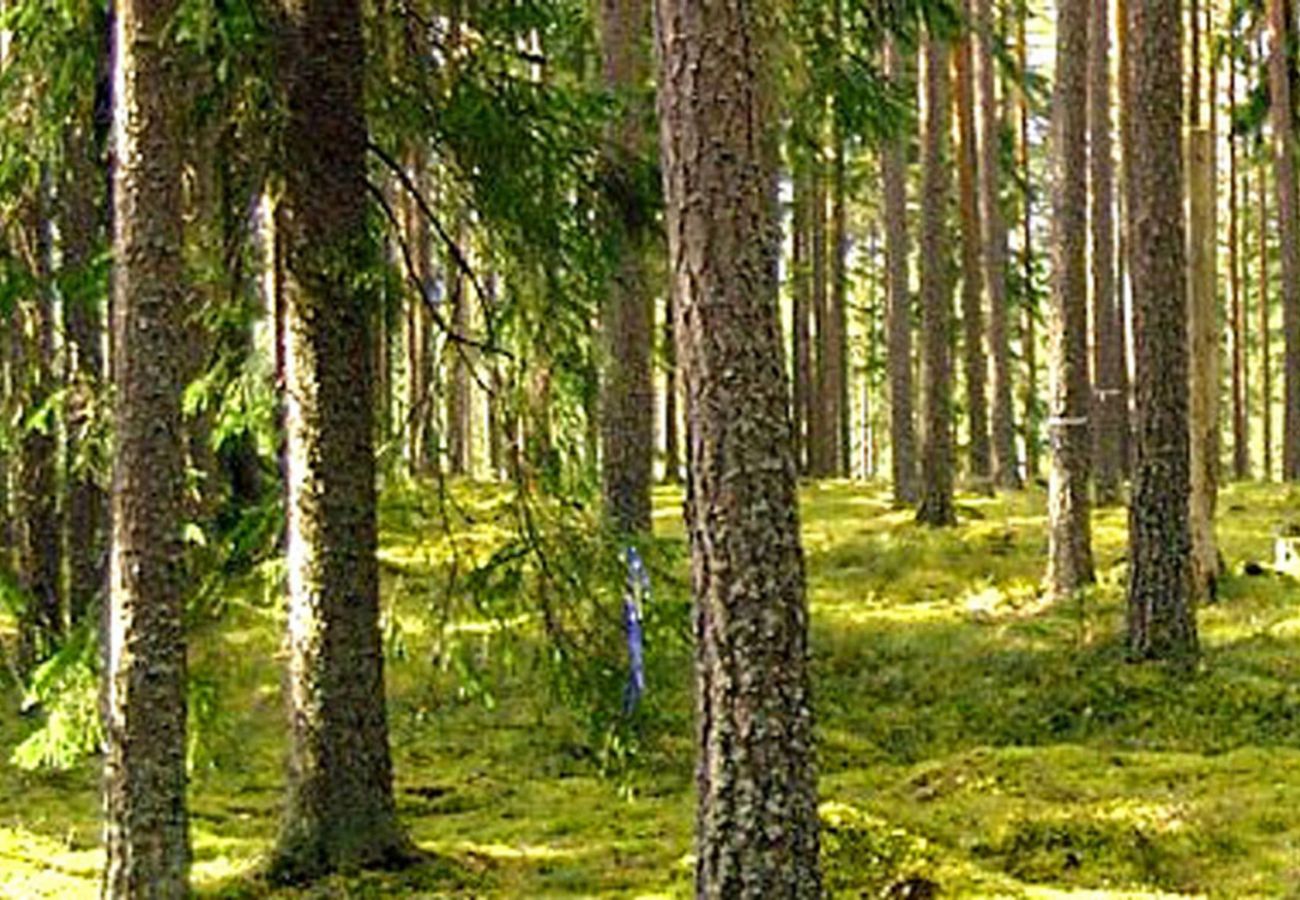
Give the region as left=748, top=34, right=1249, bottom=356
left=6, top=480, right=1300, bottom=896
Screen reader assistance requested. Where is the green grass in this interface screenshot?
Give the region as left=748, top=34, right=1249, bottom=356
left=5, top=480, right=1300, bottom=896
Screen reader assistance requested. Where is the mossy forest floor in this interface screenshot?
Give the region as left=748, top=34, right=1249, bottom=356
left=5, top=480, right=1300, bottom=896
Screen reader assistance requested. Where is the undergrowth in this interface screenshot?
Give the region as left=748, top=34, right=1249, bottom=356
left=4, top=480, right=1300, bottom=896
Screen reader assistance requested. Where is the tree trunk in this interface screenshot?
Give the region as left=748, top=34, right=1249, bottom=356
left=663, top=290, right=681, bottom=482
left=884, top=38, right=918, bottom=504
left=1261, top=132, right=1273, bottom=480
left=1269, top=0, right=1300, bottom=479
left=977, top=0, right=1019, bottom=490
left=1091, top=0, right=1125, bottom=505
left=955, top=13, right=991, bottom=487
left=830, top=108, right=850, bottom=477
left=269, top=0, right=411, bottom=879
left=103, top=0, right=191, bottom=890
left=1127, top=0, right=1197, bottom=660
left=1018, top=7, right=1041, bottom=483
left=447, top=212, right=472, bottom=476
left=792, top=162, right=813, bottom=475
left=63, top=112, right=107, bottom=628
left=654, top=0, right=822, bottom=893
left=916, top=36, right=958, bottom=527
left=1230, top=39, right=1248, bottom=480
left=1048, top=0, right=1096, bottom=596
left=810, top=157, right=832, bottom=477
left=599, top=0, right=654, bottom=533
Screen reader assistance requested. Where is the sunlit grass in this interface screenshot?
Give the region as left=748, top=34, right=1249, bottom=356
left=3, top=479, right=1300, bottom=895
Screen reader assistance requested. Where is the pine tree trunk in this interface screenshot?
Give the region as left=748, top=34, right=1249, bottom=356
left=1261, top=138, right=1273, bottom=480
left=1091, top=0, right=1125, bottom=506
left=663, top=290, right=681, bottom=482
left=1048, top=0, right=1096, bottom=596
left=792, top=163, right=813, bottom=475
left=654, top=1, right=822, bottom=893
left=270, top=0, right=410, bottom=879
left=810, top=159, right=832, bottom=477
left=103, top=0, right=191, bottom=889
left=1127, top=0, right=1197, bottom=660
left=1018, top=8, right=1041, bottom=483
left=916, top=36, right=958, bottom=527
left=62, top=114, right=107, bottom=627
left=1116, top=0, right=1136, bottom=476
left=977, top=0, right=1019, bottom=490
left=447, top=213, right=472, bottom=476
left=1269, top=0, right=1300, bottom=479
left=599, top=0, right=654, bottom=533
left=830, top=114, right=850, bottom=477
left=883, top=38, right=918, bottom=504
left=955, top=14, right=990, bottom=487
left=1230, top=40, right=1249, bottom=479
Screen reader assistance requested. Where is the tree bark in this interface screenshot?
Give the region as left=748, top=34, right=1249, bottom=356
left=1126, top=0, right=1197, bottom=660
left=1261, top=128, right=1273, bottom=481
left=829, top=107, right=850, bottom=477
left=809, top=157, right=832, bottom=477
left=1018, top=6, right=1041, bottom=483
left=916, top=36, right=958, bottom=527
left=103, top=0, right=191, bottom=889
left=955, top=13, right=991, bottom=487
left=663, top=290, right=681, bottom=482
left=270, top=0, right=411, bottom=879
left=599, top=0, right=654, bottom=533
left=1230, top=38, right=1248, bottom=480
left=653, top=0, right=822, bottom=893
left=1269, top=0, right=1300, bottom=479
left=1048, top=0, right=1096, bottom=596
left=791, top=162, right=813, bottom=475
left=884, top=38, right=918, bottom=504
left=1091, top=0, right=1125, bottom=505
left=977, top=0, right=1019, bottom=490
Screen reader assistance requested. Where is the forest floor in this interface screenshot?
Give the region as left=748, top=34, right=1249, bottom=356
left=5, top=480, right=1300, bottom=897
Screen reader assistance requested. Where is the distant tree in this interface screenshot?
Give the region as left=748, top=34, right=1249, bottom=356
left=102, top=0, right=191, bottom=890
left=1268, top=0, right=1300, bottom=480
left=955, top=7, right=991, bottom=487
left=917, top=35, right=958, bottom=527
left=1127, top=0, right=1197, bottom=660
left=269, top=0, right=412, bottom=878
left=1047, top=0, right=1095, bottom=597
left=654, top=0, right=822, bottom=892
left=883, top=36, right=918, bottom=505
left=598, top=0, right=655, bottom=533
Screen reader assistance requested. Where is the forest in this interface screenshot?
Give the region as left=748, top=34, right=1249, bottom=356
left=1, top=0, right=1299, bottom=895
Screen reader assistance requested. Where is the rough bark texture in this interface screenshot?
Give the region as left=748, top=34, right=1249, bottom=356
left=1126, top=0, right=1197, bottom=660
left=976, top=0, right=1018, bottom=490
left=884, top=38, right=918, bottom=504
left=599, top=0, right=654, bottom=533
left=1188, top=129, right=1221, bottom=601
left=103, top=0, right=191, bottom=890
left=955, top=15, right=991, bottom=486
left=1269, top=0, right=1300, bottom=480
left=270, top=0, right=410, bottom=879
left=916, top=37, right=958, bottom=528
left=1048, top=0, right=1096, bottom=596
left=653, top=0, right=822, bottom=893
left=15, top=191, right=62, bottom=669
left=1090, top=0, right=1125, bottom=506
left=63, top=115, right=107, bottom=627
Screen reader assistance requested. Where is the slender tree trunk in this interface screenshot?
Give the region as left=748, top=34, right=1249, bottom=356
left=792, top=163, right=813, bottom=475
left=599, top=0, right=654, bottom=532
left=1117, top=0, right=1136, bottom=475
left=810, top=157, right=832, bottom=477
left=1230, top=38, right=1248, bottom=479
left=270, top=0, right=411, bottom=878
left=1091, top=0, right=1124, bottom=505
left=103, top=0, right=191, bottom=889
left=1127, top=0, right=1197, bottom=660
left=1019, top=6, right=1041, bottom=483
left=1261, top=136, right=1273, bottom=480
left=978, top=0, right=1019, bottom=490
left=447, top=213, right=472, bottom=476
left=830, top=109, right=850, bottom=477
left=1048, top=0, right=1096, bottom=596
left=63, top=114, right=107, bottom=628
left=884, top=38, right=918, bottom=504
left=654, top=0, right=821, bottom=892
left=916, top=36, right=958, bottom=527
left=955, top=16, right=991, bottom=487
left=663, top=290, right=680, bottom=482
left=1269, top=0, right=1300, bottom=479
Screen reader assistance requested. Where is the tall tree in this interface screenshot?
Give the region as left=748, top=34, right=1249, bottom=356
left=883, top=36, right=918, bottom=504
left=1048, top=0, right=1095, bottom=596
left=1127, top=0, right=1197, bottom=659
left=663, top=292, right=681, bottom=482
left=1090, top=0, right=1125, bottom=505
left=654, top=0, right=821, bottom=892
left=269, top=0, right=411, bottom=878
left=1229, top=29, right=1249, bottom=480
left=1260, top=125, right=1273, bottom=480
left=599, top=0, right=654, bottom=532
left=977, top=0, right=1019, bottom=490
left=916, top=35, right=958, bottom=527
left=809, top=155, right=833, bottom=476
left=1268, top=0, right=1300, bottom=479
left=955, top=12, right=991, bottom=486
left=1018, top=4, right=1042, bottom=482
left=102, top=0, right=191, bottom=890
